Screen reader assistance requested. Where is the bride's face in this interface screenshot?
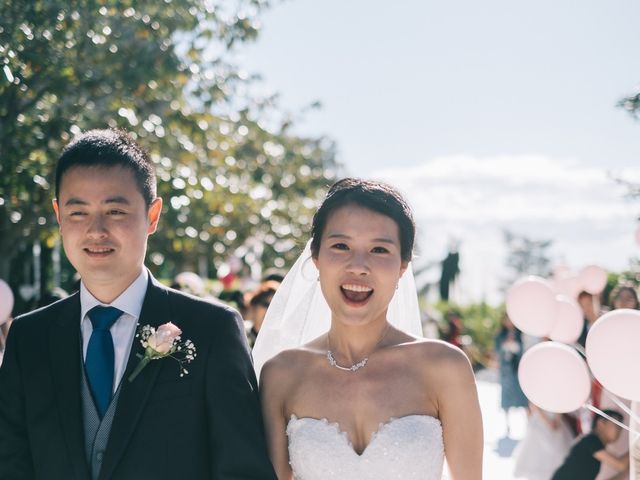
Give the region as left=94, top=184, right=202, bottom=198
left=313, top=204, right=407, bottom=326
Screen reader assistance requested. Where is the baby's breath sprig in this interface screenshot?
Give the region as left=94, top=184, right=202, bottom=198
left=128, top=322, right=197, bottom=382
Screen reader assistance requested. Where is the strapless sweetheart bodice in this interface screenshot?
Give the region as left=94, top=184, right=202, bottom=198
left=286, top=414, right=444, bottom=480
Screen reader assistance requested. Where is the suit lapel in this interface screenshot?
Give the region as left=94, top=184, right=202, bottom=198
left=98, top=277, right=170, bottom=480
left=49, top=293, right=91, bottom=480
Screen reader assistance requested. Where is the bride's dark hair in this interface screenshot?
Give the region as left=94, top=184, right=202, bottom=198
left=310, top=178, right=415, bottom=262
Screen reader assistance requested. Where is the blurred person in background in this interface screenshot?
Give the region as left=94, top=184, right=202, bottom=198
left=441, top=309, right=464, bottom=349
left=577, top=290, right=601, bottom=347
left=608, top=284, right=639, bottom=311
left=261, top=268, right=285, bottom=284
left=245, top=281, right=279, bottom=348
left=553, top=410, right=628, bottom=480
left=495, top=313, right=529, bottom=437
left=513, top=403, right=575, bottom=480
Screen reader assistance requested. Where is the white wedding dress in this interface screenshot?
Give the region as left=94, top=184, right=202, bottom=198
left=287, top=414, right=445, bottom=480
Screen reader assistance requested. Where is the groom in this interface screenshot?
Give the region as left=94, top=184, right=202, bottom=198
left=0, top=129, right=277, bottom=479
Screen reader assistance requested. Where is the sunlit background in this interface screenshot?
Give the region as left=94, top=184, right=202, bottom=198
left=239, top=0, right=640, bottom=303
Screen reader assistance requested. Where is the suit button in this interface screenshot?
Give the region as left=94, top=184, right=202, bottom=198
left=96, top=451, right=104, bottom=462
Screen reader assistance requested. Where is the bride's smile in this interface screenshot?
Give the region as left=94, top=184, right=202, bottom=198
left=340, top=283, right=374, bottom=305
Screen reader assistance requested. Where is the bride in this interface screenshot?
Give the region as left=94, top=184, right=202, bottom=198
left=254, top=178, right=483, bottom=480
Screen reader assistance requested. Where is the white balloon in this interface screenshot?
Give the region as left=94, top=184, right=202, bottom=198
left=586, top=309, right=640, bottom=401
left=548, top=295, right=584, bottom=344
left=506, top=276, right=557, bottom=337
left=0, top=279, right=14, bottom=325
left=518, top=341, right=591, bottom=413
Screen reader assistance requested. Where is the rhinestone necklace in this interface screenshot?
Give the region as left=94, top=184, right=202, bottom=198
left=326, top=324, right=390, bottom=372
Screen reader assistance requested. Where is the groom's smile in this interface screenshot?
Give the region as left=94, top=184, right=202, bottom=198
left=83, top=245, right=116, bottom=258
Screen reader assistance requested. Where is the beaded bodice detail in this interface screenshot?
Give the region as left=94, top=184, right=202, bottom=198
left=286, top=414, right=444, bottom=480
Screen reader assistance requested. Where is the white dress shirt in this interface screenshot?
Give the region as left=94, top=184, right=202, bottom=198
left=80, top=269, right=148, bottom=393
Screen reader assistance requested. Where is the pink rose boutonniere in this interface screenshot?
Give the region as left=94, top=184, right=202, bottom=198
left=128, top=322, right=197, bottom=382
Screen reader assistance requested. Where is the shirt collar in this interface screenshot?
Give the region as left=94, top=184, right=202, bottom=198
left=80, top=269, right=149, bottom=322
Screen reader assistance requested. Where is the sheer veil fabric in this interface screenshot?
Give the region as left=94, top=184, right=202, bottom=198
left=252, top=241, right=423, bottom=380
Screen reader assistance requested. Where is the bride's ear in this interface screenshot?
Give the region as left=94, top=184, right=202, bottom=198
left=399, top=261, right=409, bottom=277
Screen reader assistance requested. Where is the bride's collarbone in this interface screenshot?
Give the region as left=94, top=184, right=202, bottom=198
left=286, top=378, right=437, bottom=424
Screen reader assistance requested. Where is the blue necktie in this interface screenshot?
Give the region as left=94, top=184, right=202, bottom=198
left=85, top=306, right=122, bottom=419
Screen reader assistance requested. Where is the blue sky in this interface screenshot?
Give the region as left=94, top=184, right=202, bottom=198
left=238, top=0, right=640, bottom=303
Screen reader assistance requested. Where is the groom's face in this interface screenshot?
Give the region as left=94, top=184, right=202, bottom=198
left=53, top=165, right=162, bottom=299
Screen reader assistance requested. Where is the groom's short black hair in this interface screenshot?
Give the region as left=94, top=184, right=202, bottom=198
left=310, top=177, right=415, bottom=262
left=55, top=128, right=157, bottom=208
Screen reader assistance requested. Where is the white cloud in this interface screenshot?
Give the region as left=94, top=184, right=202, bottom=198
left=373, top=154, right=640, bottom=305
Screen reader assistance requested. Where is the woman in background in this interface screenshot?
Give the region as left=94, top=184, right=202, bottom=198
left=494, top=313, right=529, bottom=437
left=513, top=403, right=574, bottom=479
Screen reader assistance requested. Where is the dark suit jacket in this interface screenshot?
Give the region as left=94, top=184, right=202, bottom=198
left=0, top=275, right=277, bottom=480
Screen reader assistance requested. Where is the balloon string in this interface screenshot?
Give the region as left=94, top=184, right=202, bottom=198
left=571, top=344, right=640, bottom=425
left=585, top=404, right=636, bottom=433
left=571, top=343, right=640, bottom=425
left=573, top=344, right=586, bottom=357
left=599, top=390, right=640, bottom=425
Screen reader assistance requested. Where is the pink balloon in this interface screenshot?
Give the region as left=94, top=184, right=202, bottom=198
left=0, top=279, right=14, bottom=325
left=579, top=265, right=608, bottom=295
left=551, top=276, right=583, bottom=299
left=506, top=276, right=557, bottom=337
left=548, top=295, right=584, bottom=344
left=518, top=341, right=591, bottom=413
left=586, top=309, right=640, bottom=401
left=552, top=264, right=573, bottom=279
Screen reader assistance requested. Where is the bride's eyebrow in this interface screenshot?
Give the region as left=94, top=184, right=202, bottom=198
left=326, top=233, right=396, bottom=244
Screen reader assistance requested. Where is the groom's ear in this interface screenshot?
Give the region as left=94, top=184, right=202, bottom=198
left=147, top=197, right=162, bottom=235
left=52, top=199, right=61, bottom=227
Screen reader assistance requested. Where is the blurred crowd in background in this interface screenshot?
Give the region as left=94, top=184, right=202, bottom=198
left=1, top=263, right=638, bottom=480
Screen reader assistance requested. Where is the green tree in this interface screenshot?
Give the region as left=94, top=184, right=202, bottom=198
left=0, top=1, right=338, bottom=296
left=432, top=300, right=503, bottom=370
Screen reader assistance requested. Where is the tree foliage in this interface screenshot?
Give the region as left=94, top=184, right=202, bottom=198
left=0, top=0, right=338, bottom=288
left=431, top=300, right=503, bottom=370
left=619, top=87, right=640, bottom=123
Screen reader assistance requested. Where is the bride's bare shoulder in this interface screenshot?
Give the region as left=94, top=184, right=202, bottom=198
left=403, top=337, right=471, bottom=370
left=261, top=341, right=325, bottom=383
